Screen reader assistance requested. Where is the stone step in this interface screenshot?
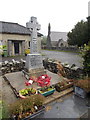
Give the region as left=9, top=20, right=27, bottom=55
left=44, top=87, right=73, bottom=105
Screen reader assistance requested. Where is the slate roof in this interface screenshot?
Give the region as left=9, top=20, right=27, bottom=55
left=0, top=21, right=43, bottom=36
left=50, top=31, right=68, bottom=41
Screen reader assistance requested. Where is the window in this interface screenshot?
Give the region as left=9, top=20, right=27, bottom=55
left=29, top=41, right=30, bottom=48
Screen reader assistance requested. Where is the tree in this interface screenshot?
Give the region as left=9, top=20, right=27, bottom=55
left=87, top=16, right=90, bottom=41
left=41, top=36, right=47, bottom=46
left=81, top=43, right=90, bottom=77
left=67, top=20, right=88, bottom=47
left=46, top=23, right=52, bottom=49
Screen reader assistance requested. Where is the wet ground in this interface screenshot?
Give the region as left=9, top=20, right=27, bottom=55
left=38, top=93, right=89, bottom=118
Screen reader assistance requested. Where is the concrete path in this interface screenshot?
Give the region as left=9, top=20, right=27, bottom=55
left=38, top=93, right=88, bottom=118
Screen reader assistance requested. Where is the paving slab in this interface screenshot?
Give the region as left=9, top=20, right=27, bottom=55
left=46, top=70, right=62, bottom=85
left=51, top=87, right=73, bottom=99
left=5, top=72, right=28, bottom=91
left=1, top=76, right=18, bottom=104
left=2, top=71, right=71, bottom=105
left=38, top=93, right=88, bottom=118
left=44, top=88, right=73, bottom=105
left=4, top=70, right=62, bottom=92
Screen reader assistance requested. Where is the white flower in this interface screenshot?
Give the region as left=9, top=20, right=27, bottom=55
left=28, top=80, right=33, bottom=84
left=34, top=106, right=38, bottom=110
left=42, top=76, right=45, bottom=79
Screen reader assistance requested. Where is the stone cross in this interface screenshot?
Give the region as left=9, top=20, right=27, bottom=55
left=26, top=17, right=41, bottom=53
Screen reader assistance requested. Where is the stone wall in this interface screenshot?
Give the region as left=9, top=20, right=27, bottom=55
left=42, top=46, right=79, bottom=52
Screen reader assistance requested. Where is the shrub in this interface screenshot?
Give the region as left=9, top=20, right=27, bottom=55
left=33, top=94, right=45, bottom=107
left=75, top=78, right=90, bottom=92
left=9, top=94, right=45, bottom=117
left=81, top=43, right=90, bottom=77
left=1, top=101, right=9, bottom=119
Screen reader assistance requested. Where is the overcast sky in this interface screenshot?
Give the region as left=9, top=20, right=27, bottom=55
left=0, top=0, right=89, bottom=35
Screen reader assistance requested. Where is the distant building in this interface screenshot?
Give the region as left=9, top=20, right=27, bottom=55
left=50, top=31, right=68, bottom=47
left=0, top=21, right=42, bottom=56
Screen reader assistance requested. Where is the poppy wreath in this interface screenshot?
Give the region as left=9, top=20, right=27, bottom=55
left=37, top=74, right=51, bottom=87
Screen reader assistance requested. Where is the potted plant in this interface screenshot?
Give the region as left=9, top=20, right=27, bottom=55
left=38, top=86, right=55, bottom=97
left=37, top=74, right=55, bottom=97
left=9, top=94, right=45, bottom=119
left=19, top=77, right=37, bottom=98
left=19, top=88, right=37, bottom=99
left=74, top=78, right=90, bottom=98
left=55, top=78, right=74, bottom=92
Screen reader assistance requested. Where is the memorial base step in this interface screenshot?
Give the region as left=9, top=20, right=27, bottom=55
left=22, top=68, right=46, bottom=79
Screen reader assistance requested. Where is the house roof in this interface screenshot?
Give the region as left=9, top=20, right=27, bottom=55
left=0, top=21, right=43, bottom=36
left=50, top=31, right=68, bottom=41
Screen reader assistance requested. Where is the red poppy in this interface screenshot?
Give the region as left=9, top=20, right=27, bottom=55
left=37, top=74, right=51, bottom=87
left=25, top=81, right=31, bottom=86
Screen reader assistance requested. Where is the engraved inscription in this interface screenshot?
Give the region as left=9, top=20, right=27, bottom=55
left=30, top=55, right=42, bottom=67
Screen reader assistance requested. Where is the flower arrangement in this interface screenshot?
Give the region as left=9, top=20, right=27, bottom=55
left=19, top=77, right=37, bottom=98
left=21, top=74, right=54, bottom=97
left=25, top=76, right=35, bottom=86
left=19, top=88, right=37, bottom=98
left=36, top=74, right=55, bottom=96
left=37, top=74, right=51, bottom=87
left=24, top=74, right=51, bottom=87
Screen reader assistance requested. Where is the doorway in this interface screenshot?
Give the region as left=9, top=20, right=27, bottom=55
left=14, top=42, right=19, bottom=54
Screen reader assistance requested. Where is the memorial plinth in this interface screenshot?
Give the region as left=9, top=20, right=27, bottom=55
left=25, top=54, right=43, bottom=70
left=25, top=54, right=46, bottom=77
